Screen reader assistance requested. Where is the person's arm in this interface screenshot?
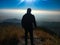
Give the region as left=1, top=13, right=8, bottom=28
left=33, top=15, right=37, bottom=28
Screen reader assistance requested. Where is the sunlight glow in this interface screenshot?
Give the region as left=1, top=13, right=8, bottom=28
left=20, top=0, right=24, bottom=3
left=17, top=0, right=36, bottom=5
left=25, top=0, right=36, bottom=2
left=18, top=0, right=24, bottom=5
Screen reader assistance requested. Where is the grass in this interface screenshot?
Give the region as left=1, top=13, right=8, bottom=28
left=0, top=25, right=60, bottom=45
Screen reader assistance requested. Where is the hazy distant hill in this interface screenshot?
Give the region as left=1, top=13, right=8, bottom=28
left=3, top=18, right=21, bottom=23
left=0, top=18, right=21, bottom=26
left=38, top=22, right=60, bottom=36
left=0, top=18, right=60, bottom=36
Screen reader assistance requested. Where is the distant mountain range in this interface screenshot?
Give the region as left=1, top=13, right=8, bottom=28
left=38, top=22, right=60, bottom=36
left=0, top=18, right=21, bottom=26
left=2, top=18, right=21, bottom=23
left=0, top=18, right=60, bottom=37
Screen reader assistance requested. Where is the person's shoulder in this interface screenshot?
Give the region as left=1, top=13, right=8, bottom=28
left=30, top=14, right=33, bottom=16
left=23, top=14, right=27, bottom=16
left=31, top=14, right=34, bottom=17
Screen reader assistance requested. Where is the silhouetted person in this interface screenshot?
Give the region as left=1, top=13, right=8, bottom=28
left=21, top=8, right=37, bottom=45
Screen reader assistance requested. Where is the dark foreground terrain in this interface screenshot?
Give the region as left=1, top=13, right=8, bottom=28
left=0, top=23, right=60, bottom=45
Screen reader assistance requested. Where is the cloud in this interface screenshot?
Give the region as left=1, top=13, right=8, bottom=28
left=0, top=9, right=60, bottom=22
left=0, top=9, right=60, bottom=15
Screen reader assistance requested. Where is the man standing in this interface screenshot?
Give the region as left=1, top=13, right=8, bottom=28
left=21, top=8, right=37, bottom=45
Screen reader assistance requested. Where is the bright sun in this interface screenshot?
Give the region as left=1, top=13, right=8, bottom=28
left=17, top=0, right=24, bottom=5
left=17, top=0, right=47, bottom=5
left=18, top=0, right=36, bottom=5
left=20, top=0, right=24, bottom=3
left=25, top=0, right=35, bottom=2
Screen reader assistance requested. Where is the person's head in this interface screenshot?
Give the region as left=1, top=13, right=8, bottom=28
left=27, top=8, right=31, bottom=14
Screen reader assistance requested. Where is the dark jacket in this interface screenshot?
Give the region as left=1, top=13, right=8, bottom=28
left=21, top=13, right=36, bottom=29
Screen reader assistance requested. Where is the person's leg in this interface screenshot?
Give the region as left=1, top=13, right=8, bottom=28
left=29, top=29, right=34, bottom=45
left=25, top=29, right=28, bottom=45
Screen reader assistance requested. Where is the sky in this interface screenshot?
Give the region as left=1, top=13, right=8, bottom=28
left=0, top=9, right=60, bottom=22
left=0, top=0, right=60, bottom=10
left=0, top=0, right=60, bottom=22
